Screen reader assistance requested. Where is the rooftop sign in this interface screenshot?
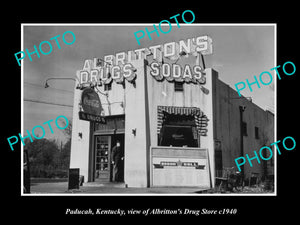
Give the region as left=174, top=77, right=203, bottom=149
left=78, top=35, right=212, bottom=86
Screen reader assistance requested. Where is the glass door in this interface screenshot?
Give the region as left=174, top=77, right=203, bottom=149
left=95, top=136, right=111, bottom=182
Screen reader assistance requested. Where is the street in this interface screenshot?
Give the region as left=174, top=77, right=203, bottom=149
left=29, top=179, right=208, bottom=194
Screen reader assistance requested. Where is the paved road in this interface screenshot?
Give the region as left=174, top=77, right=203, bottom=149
left=29, top=181, right=208, bottom=194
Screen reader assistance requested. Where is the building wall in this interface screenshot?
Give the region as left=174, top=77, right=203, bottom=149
left=215, top=79, right=274, bottom=180
left=70, top=60, right=127, bottom=182
left=123, top=60, right=151, bottom=187
left=145, top=65, right=217, bottom=187
left=69, top=70, right=91, bottom=182
left=70, top=56, right=274, bottom=187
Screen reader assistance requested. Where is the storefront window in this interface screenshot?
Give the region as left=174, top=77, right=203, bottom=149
left=159, top=113, right=198, bottom=147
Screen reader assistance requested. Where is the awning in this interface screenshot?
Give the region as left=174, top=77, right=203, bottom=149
left=157, top=106, right=209, bottom=136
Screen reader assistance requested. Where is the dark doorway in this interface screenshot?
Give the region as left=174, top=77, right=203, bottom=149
left=94, top=134, right=125, bottom=183
left=110, top=134, right=125, bottom=182
left=92, top=115, right=125, bottom=183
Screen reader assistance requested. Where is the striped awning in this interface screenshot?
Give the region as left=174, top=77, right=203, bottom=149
left=157, top=106, right=209, bottom=136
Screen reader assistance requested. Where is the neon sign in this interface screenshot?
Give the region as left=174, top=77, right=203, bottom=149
left=78, top=35, right=212, bottom=86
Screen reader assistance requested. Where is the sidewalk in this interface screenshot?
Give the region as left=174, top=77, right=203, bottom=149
left=29, top=181, right=209, bottom=194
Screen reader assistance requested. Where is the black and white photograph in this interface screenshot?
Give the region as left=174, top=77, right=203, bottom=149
left=2, top=4, right=298, bottom=221
left=21, top=24, right=276, bottom=195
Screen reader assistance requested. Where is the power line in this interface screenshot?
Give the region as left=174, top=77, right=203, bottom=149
left=24, top=81, right=74, bottom=94
left=24, top=98, right=73, bottom=108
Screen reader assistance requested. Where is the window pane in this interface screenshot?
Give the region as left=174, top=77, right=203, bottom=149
left=160, top=125, right=198, bottom=147
left=255, top=127, right=259, bottom=139
left=174, top=82, right=183, bottom=92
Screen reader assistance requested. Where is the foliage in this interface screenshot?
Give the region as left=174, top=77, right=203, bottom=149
left=25, top=121, right=72, bottom=178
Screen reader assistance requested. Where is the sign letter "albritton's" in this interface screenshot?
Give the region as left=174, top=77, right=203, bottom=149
left=78, top=35, right=212, bottom=86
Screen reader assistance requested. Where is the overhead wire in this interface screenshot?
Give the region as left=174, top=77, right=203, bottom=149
left=24, top=98, right=73, bottom=108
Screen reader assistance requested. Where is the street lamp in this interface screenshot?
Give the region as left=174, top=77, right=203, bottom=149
left=44, top=77, right=78, bottom=88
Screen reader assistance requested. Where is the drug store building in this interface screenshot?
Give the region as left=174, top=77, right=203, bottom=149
left=69, top=36, right=274, bottom=189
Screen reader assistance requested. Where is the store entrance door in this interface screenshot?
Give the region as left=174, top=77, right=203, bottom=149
left=94, top=134, right=125, bottom=182
left=95, top=136, right=111, bottom=182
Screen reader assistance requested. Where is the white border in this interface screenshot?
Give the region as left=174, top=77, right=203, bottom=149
left=21, top=24, right=24, bottom=195
left=21, top=23, right=277, bottom=197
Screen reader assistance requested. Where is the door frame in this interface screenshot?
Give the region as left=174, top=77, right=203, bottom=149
left=89, top=130, right=125, bottom=182
left=94, top=135, right=111, bottom=182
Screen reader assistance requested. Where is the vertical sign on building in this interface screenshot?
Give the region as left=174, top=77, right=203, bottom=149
left=79, top=88, right=106, bottom=123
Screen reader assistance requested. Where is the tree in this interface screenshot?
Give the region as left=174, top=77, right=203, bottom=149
left=61, top=119, right=72, bottom=140
left=24, top=120, right=73, bottom=178
left=60, top=120, right=72, bottom=169
left=25, top=138, right=60, bottom=177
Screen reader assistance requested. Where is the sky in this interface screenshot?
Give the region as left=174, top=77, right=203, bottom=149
left=22, top=24, right=275, bottom=143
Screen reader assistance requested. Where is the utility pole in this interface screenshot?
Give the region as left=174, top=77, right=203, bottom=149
left=239, top=105, right=245, bottom=179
